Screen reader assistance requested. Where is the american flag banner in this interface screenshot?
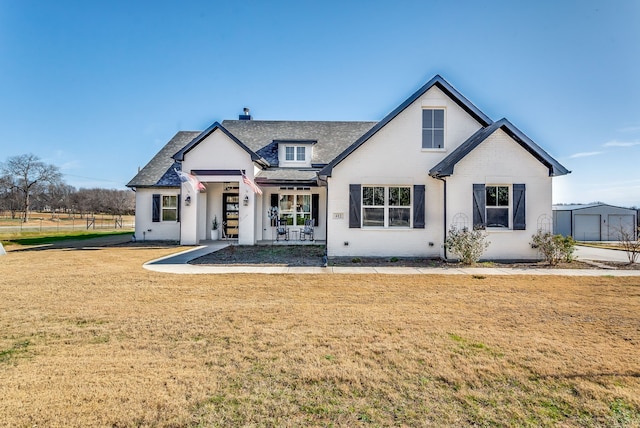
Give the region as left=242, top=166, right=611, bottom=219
left=175, top=169, right=206, bottom=192
left=242, top=173, right=263, bottom=195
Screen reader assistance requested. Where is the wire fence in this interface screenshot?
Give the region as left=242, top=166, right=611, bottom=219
left=0, top=214, right=135, bottom=234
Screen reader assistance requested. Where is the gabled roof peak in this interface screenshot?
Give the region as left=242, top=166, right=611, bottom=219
left=320, top=74, right=493, bottom=177
left=429, top=118, right=570, bottom=178
left=172, top=121, right=265, bottom=165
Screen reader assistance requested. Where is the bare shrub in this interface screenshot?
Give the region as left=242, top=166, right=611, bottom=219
left=445, top=225, right=490, bottom=265
left=611, top=223, right=640, bottom=264
left=531, top=230, right=575, bottom=265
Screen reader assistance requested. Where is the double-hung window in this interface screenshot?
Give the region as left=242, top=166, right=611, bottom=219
left=285, top=146, right=306, bottom=162
left=485, top=185, right=509, bottom=228
left=162, top=195, right=178, bottom=221
left=422, top=108, right=445, bottom=149
left=362, top=186, right=411, bottom=227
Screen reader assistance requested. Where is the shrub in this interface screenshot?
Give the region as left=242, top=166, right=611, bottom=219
left=530, top=230, right=575, bottom=265
left=445, top=226, right=490, bottom=265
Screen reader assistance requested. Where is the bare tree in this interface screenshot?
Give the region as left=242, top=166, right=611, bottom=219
left=70, top=187, right=134, bottom=218
left=104, top=188, right=135, bottom=216
left=0, top=174, right=21, bottom=218
left=611, top=223, right=640, bottom=264
left=36, top=182, right=76, bottom=217
left=0, top=154, right=62, bottom=222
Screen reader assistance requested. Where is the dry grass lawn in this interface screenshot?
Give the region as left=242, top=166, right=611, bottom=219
left=0, top=243, right=639, bottom=427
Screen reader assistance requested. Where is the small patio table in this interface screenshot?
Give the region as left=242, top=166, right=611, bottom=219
left=289, top=229, right=299, bottom=241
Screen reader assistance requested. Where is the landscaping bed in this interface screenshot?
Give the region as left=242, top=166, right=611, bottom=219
left=189, top=244, right=640, bottom=269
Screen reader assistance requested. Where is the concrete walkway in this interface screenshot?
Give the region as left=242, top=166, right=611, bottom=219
left=144, top=242, right=640, bottom=276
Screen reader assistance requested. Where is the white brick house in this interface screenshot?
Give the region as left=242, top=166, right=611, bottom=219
left=127, top=74, right=569, bottom=260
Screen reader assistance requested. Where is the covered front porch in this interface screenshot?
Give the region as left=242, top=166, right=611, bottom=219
left=180, top=170, right=259, bottom=246
left=180, top=169, right=328, bottom=246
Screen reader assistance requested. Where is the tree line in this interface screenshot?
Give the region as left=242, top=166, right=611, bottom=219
left=0, top=154, right=134, bottom=222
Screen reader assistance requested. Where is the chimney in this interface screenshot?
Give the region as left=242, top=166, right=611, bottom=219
left=239, top=107, right=252, bottom=120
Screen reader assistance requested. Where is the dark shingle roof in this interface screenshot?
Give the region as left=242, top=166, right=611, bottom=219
left=428, top=118, right=570, bottom=178
left=127, top=131, right=200, bottom=188
left=128, top=122, right=376, bottom=188
left=255, top=168, right=319, bottom=184
left=221, top=120, right=377, bottom=166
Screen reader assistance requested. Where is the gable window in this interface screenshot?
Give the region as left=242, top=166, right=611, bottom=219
left=285, top=146, right=306, bottom=162
left=362, top=186, right=411, bottom=227
left=162, top=195, right=178, bottom=221
left=422, top=108, right=445, bottom=149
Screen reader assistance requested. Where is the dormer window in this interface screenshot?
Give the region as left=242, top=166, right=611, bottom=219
left=285, top=146, right=306, bottom=162
left=276, top=140, right=315, bottom=167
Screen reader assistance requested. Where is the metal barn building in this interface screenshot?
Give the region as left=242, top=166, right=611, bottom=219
left=553, top=204, right=638, bottom=241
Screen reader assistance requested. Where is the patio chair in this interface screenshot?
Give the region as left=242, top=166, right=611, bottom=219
left=300, top=218, right=314, bottom=241
left=276, top=219, right=289, bottom=241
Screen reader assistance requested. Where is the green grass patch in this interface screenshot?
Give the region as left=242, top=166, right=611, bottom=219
left=0, top=340, right=30, bottom=364
left=1, top=230, right=132, bottom=245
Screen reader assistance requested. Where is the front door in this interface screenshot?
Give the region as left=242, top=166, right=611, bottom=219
left=223, top=193, right=239, bottom=238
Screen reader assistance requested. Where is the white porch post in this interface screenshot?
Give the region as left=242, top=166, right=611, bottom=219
left=238, top=182, right=256, bottom=245
left=180, top=182, right=198, bottom=245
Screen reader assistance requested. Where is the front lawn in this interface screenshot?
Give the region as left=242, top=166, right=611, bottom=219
left=0, top=244, right=638, bottom=426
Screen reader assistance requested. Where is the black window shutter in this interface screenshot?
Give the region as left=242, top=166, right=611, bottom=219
left=311, top=193, right=319, bottom=226
left=472, top=184, right=486, bottom=229
left=512, top=184, right=526, bottom=230
left=349, top=184, right=361, bottom=228
left=176, top=194, right=181, bottom=223
left=270, top=193, right=279, bottom=226
left=152, top=194, right=160, bottom=222
left=413, top=184, right=425, bottom=228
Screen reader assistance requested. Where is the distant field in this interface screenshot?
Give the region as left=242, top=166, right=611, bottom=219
left=0, top=243, right=638, bottom=426
left=0, top=213, right=134, bottom=243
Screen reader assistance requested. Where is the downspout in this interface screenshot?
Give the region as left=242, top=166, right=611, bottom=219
left=435, top=176, right=447, bottom=260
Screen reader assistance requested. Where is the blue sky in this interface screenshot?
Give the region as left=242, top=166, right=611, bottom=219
left=1, top=0, right=639, bottom=207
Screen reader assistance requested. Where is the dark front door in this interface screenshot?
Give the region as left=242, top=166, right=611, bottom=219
left=223, top=193, right=239, bottom=238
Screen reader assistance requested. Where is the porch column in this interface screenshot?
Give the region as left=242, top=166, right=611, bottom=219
left=180, top=182, right=199, bottom=245
left=238, top=182, right=257, bottom=245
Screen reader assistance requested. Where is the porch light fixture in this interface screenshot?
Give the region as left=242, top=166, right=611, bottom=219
left=243, top=194, right=249, bottom=206
left=185, top=195, right=191, bottom=206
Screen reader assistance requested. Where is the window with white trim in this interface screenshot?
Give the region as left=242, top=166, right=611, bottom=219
left=362, top=186, right=411, bottom=227
left=279, top=194, right=312, bottom=226
left=285, top=146, right=306, bottom=162
left=422, top=108, right=445, bottom=149
left=486, top=185, right=509, bottom=228
left=162, top=195, right=178, bottom=221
